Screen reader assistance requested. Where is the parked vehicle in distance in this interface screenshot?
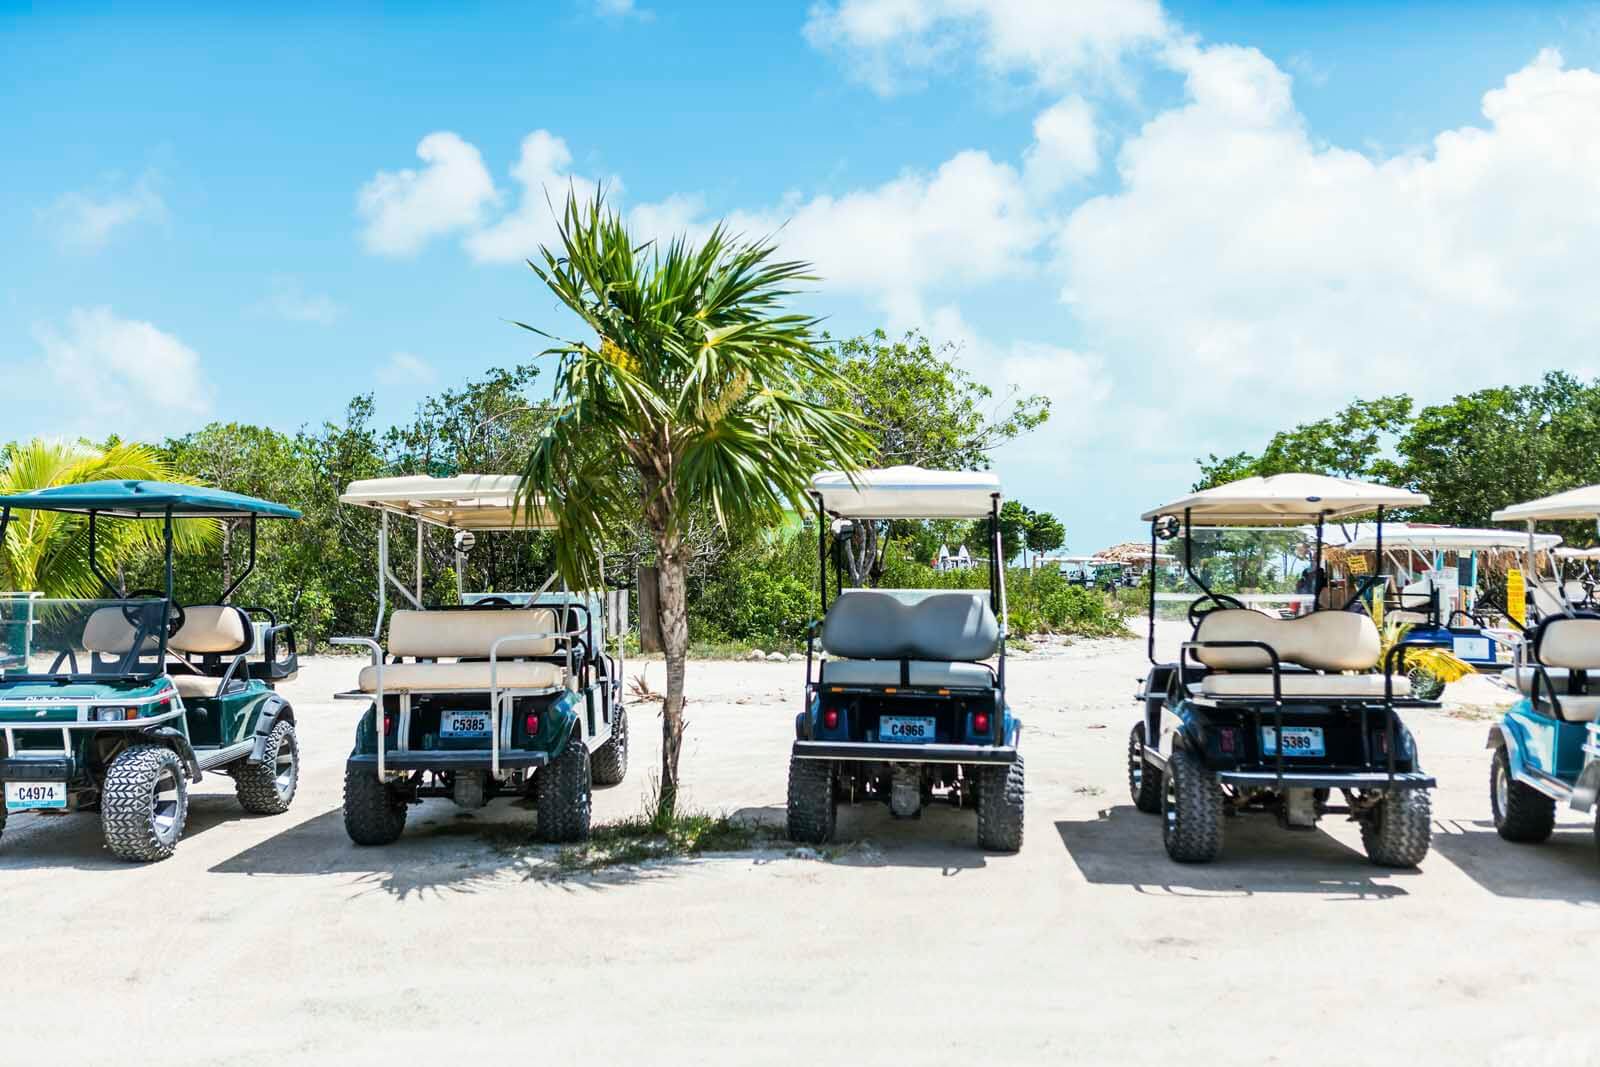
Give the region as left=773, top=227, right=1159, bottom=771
left=333, top=475, right=628, bottom=845
left=1486, top=487, right=1600, bottom=859
left=1130, top=474, right=1441, bottom=867
left=0, top=481, right=303, bottom=861
left=788, top=467, right=1024, bottom=851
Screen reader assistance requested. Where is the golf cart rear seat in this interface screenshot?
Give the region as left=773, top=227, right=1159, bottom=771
left=1501, top=615, right=1600, bottom=722
left=1191, top=608, right=1411, bottom=698
left=357, top=608, right=570, bottom=694
left=817, top=589, right=999, bottom=690
left=167, top=606, right=254, bottom=699
left=1389, top=579, right=1436, bottom=626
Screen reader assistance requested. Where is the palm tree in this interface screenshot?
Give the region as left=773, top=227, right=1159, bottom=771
left=517, top=190, right=872, bottom=818
left=0, top=439, right=215, bottom=598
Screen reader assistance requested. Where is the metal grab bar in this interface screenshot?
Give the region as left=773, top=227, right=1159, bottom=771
left=488, top=627, right=584, bottom=777
left=332, top=637, right=386, bottom=777
left=1181, top=638, right=1285, bottom=785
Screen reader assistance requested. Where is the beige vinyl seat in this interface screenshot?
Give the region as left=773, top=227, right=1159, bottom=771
left=358, top=608, right=570, bottom=694
left=1192, top=608, right=1410, bottom=699
left=1388, top=579, right=1436, bottom=626
left=1508, top=616, right=1600, bottom=723
left=163, top=606, right=254, bottom=700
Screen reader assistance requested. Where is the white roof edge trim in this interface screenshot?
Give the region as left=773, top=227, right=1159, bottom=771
left=809, top=466, right=1002, bottom=519
left=1141, top=473, right=1429, bottom=525
left=1492, top=484, right=1600, bottom=523
left=1343, top=525, right=1563, bottom=551
left=338, top=474, right=558, bottom=531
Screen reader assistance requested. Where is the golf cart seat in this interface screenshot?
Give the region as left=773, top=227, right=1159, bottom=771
left=164, top=606, right=256, bottom=700
left=1502, top=615, right=1600, bottom=722
left=1192, top=608, right=1410, bottom=698
left=1389, top=579, right=1437, bottom=626
left=357, top=608, right=570, bottom=694
left=818, top=589, right=999, bottom=690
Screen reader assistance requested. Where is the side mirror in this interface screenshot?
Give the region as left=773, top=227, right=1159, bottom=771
left=1154, top=515, right=1181, bottom=542
left=454, top=530, right=477, bottom=555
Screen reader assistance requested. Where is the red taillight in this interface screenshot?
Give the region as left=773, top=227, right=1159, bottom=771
left=1219, top=728, right=1235, bottom=754
left=973, top=711, right=990, bottom=734
left=382, top=712, right=394, bottom=734
left=822, top=708, right=840, bottom=730
left=525, top=712, right=541, bottom=735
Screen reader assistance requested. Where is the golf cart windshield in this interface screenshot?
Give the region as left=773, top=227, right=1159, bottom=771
left=0, top=596, right=173, bottom=682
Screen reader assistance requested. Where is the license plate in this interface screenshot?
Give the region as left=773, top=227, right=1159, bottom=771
left=1261, top=726, right=1325, bottom=758
left=5, top=780, right=67, bottom=811
left=440, top=711, right=492, bottom=739
left=880, top=716, right=935, bottom=743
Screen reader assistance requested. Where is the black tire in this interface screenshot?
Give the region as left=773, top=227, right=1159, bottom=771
left=234, top=719, right=299, bottom=815
left=590, top=704, right=629, bottom=787
left=977, top=756, right=1025, bottom=852
left=536, top=732, right=593, bottom=843
left=1129, top=721, right=1163, bottom=814
left=343, top=765, right=407, bottom=846
left=101, top=744, right=188, bottom=862
left=1408, top=667, right=1445, bottom=701
left=1361, top=788, right=1432, bottom=867
left=1162, top=747, right=1222, bottom=863
left=786, top=756, right=837, bottom=844
left=1490, top=746, right=1555, bottom=843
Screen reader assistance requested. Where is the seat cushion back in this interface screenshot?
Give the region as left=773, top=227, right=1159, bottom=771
left=821, top=589, right=999, bottom=662
left=169, top=605, right=252, bottom=655
left=388, top=608, right=558, bottom=659
left=1398, top=580, right=1435, bottom=612
left=82, top=607, right=157, bottom=655
left=1534, top=615, right=1600, bottom=670
left=1193, top=609, right=1379, bottom=672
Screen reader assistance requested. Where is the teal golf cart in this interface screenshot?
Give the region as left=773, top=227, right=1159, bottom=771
left=333, top=476, right=628, bottom=845
left=0, top=481, right=303, bottom=861
left=1486, top=486, right=1600, bottom=857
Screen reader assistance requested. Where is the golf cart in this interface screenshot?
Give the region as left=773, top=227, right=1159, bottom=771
left=333, top=476, right=627, bottom=845
left=1485, top=487, right=1600, bottom=855
left=0, top=481, right=302, bottom=861
left=1130, top=474, right=1442, bottom=867
left=787, top=467, right=1024, bottom=852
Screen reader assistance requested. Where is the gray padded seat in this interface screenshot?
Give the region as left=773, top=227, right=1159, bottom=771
left=818, top=589, right=999, bottom=690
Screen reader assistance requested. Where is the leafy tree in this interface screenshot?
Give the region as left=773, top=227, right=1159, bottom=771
left=516, top=190, right=873, bottom=817
left=1025, top=511, right=1065, bottom=562
left=1196, top=396, right=1413, bottom=490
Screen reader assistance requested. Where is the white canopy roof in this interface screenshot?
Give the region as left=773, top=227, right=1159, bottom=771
left=1142, top=474, right=1428, bottom=526
left=810, top=466, right=1001, bottom=519
left=340, top=475, right=557, bottom=530
left=1493, top=485, right=1600, bottom=523
left=1344, top=523, right=1561, bottom=552
left=1554, top=546, right=1600, bottom=560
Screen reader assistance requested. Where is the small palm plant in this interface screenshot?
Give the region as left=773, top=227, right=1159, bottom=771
left=1377, top=617, right=1474, bottom=700
left=516, top=190, right=873, bottom=818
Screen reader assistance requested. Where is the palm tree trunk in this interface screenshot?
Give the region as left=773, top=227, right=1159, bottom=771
left=655, top=547, right=689, bottom=819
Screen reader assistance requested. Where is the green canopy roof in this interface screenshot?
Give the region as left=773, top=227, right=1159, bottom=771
left=0, top=480, right=301, bottom=519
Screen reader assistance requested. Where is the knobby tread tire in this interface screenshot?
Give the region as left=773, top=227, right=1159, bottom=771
left=1490, top=747, right=1554, bottom=843
left=343, top=765, right=408, bottom=846
left=1362, top=788, right=1433, bottom=868
left=590, top=704, right=629, bottom=787
left=101, top=744, right=188, bottom=862
left=977, top=755, right=1025, bottom=852
left=536, top=732, right=592, bottom=843
left=234, top=719, right=298, bottom=815
left=786, top=756, right=837, bottom=844
left=1129, top=721, right=1164, bottom=814
left=1162, top=747, right=1223, bottom=863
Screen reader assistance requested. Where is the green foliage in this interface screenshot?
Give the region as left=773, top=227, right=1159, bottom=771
left=1025, top=510, right=1065, bottom=558
left=1196, top=396, right=1412, bottom=490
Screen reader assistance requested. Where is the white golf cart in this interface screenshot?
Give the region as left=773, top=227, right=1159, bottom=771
left=333, top=475, right=628, bottom=844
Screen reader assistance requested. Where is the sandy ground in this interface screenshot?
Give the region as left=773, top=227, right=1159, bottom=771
left=3, top=622, right=1596, bottom=1065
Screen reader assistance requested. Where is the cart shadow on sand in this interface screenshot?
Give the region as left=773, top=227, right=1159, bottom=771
left=0, top=793, right=261, bottom=873
left=1427, top=817, right=1600, bottom=905
left=1055, top=805, right=1420, bottom=900
left=731, top=803, right=992, bottom=875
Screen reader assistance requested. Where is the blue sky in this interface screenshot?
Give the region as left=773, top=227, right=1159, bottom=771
left=5, top=0, right=1600, bottom=552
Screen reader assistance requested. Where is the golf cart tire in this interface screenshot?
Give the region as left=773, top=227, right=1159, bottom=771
left=1361, top=789, right=1432, bottom=868
left=343, top=765, right=408, bottom=846
left=536, top=733, right=593, bottom=843
left=234, top=719, right=299, bottom=815
left=591, top=704, right=629, bottom=787
left=977, top=754, right=1025, bottom=852
left=1490, top=747, right=1555, bottom=844
left=786, top=755, right=837, bottom=845
left=101, top=744, right=189, bottom=862
left=1128, top=721, right=1163, bottom=814
left=1162, top=747, right=1222, bottom=863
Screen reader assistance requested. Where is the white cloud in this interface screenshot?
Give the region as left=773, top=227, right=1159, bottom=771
left=1023, top=95, right=1099, bottom=196
left=463, top=131, right=608, bottom=264
left=29, top=308, right=211, bottom=432
left=595, top=0, right=651, bottom=19
left=804, top=0, right=1169, bottom=94
left=1058, top=45, right=1600, bottom=438
left=42, top=172, right=165, bottom=251
left=358, top=132, right=498, bottom=256
left=257, top=277, right=339, bottom=324
left=377, top=352, right=436, bottom=387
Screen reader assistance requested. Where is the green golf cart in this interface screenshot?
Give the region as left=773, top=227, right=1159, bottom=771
left=0, top=481, right=303, bottom=861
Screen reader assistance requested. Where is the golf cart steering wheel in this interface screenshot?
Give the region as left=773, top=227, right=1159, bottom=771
left=470, top=596, right=515, bottom=609
left=1188, top=593, right=1246, bottom=629
left=123, top=590, right=187, bottom=638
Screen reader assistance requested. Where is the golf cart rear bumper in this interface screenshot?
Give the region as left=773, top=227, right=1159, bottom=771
left=792, top=740, right=1018, bottom=764
left=0, top=756, right=76, bottom=781
left=1216, top=769, right=1435, bottom=790
left=346, top=751, right=551, bottom=773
